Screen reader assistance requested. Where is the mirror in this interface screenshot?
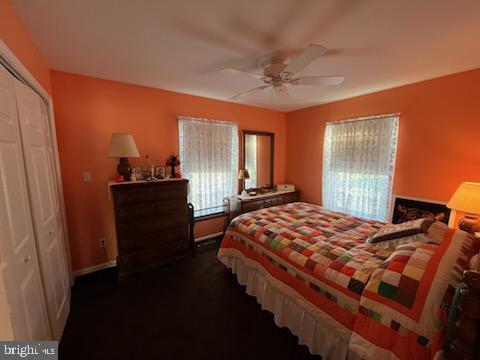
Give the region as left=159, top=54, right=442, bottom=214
left=243, top=131, right=274, bottom=190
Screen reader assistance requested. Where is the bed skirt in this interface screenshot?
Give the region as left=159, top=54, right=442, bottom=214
left=218, top=248, right=361, bottom=360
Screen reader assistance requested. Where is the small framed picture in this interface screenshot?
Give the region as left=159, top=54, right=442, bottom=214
left=132, top=167, right=143, bottom=180
left=155, top=166, right=166, bottom=179
left=141, top=167, right=151, bottom=179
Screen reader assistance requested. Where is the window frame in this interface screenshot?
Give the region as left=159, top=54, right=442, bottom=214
left=178, top=117, right=239, bottom=219
left=322, top=113, right=400, bottom=221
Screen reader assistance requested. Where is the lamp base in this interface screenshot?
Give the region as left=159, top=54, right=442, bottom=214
left=117, top=157, right=132, bottom=181
left=459, top=213, right=480, bottom=234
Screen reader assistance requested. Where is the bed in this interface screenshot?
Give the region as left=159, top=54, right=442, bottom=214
left=217, top=202, right=476, bottom=360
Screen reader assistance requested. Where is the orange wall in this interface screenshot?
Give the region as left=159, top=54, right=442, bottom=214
left=51, top=70, right=286, bottom=271
left=286, top=69, right=480, bottom=211
left=0, top=0, right=52, bottom=94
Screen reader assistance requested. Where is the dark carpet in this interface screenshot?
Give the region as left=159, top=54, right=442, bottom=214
left=59, top=242, right=321, bottom=360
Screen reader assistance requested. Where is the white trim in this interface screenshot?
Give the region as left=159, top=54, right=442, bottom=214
left=178, top=115, right=237, bottom=125
left=0, top=39, right=73, bottom=285
left=0, top=40, right=49, bottom=101
left=73, top=261, right=117, bottom=277
left=325, top=112, right=400, bottom=125
left=195, top=232, right=223, bottom=243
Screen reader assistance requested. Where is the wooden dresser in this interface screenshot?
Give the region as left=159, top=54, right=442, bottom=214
left=223, top=190, right=300, bottom=231
left=110, top=180, right=194, bottom=281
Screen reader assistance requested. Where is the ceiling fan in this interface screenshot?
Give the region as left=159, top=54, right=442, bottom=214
left=224, top=44, right=344, bottom=101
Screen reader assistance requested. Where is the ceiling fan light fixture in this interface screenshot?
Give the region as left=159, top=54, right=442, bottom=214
left=224, top=44, right=343, bottom=101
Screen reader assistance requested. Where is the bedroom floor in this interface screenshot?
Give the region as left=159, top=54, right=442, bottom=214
left=60, top=242, right=321, bottom=359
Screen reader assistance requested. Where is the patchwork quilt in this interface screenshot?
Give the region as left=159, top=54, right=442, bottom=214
left=218, top=202, right=476, bottom=360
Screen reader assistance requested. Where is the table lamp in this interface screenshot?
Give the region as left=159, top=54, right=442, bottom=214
left=107, top=133, right=140, bottom=181
left=446, top=182, right=480, bottom=356
left=238, top=169, right=250, bottom=197
left=447, top=182, right=480, bottom=234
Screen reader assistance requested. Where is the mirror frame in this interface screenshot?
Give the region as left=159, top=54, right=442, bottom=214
left=242, top=130, right=275, bottom=190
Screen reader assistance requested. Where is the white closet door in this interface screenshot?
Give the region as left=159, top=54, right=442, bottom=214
left=0, top=66, right=50, bottom=340
left=39, top=100, right=71, bottom=287
left=14, top=80, right=70, bottom=340
left=39, top=99, right=71, bottom=336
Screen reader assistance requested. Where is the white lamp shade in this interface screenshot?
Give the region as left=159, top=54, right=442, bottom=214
left=447, top=182, right=480, bottom=214
left=106, top=133, right=140, bottom=158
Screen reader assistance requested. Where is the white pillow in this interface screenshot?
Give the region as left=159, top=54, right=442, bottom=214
left=469, top=254, right=479, bottom=270
left=424, top=221, right=450, bottom=244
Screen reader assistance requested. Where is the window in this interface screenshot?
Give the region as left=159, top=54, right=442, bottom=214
left=178, top=117, right=238, bottom=217
left=322, top=114, right=399, bottom=221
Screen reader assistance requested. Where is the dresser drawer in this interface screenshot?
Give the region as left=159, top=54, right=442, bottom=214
left=115, top=199, right=187, bottom=223
left=115, top=202, right=156, bottom=222
left=242, top=200, right=264, bottom=212
left=283, top=192, right=299, bottom=203
left=113, top=182, right=187, bottom=206
left=264, top=197, right=283, bottom=207
left=117, top=216, right=188, bottom=243
left=113, top=186, right=156, bottom=206
left=118, top=228, right=188, bottom=254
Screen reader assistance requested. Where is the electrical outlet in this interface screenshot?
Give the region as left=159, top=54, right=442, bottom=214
left=99, top=238, right=107, bottom=249
left=83, top=171, right=92, bottom=182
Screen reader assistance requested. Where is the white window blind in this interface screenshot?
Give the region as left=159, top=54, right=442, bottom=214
left=322, top=114, right=399, bottom=221
left=178, top=117, right=238, bottom=217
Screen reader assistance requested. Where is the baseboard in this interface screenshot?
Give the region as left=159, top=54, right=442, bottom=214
left=195, top=232, right=223, bottom=243
left=73, top=260, right=117, bottom=277
left=73, top=234, right=223, bottom=277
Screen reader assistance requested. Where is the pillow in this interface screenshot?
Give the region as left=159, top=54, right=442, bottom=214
left=369, top=218, right=434, bottom=243
left=366, top=233, right=430, bottom=249
left=423, top=220, right=450, bottom=244
left=469, top=254, right=479, bottom=270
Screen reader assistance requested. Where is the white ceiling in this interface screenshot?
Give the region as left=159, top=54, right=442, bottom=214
left=11, top=0, right=480, bottom=111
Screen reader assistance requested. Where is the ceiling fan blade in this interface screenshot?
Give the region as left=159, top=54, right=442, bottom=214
left=273, top=86, right=291, bottom=102
left=283, top=44, right=327, bottom=76
left=228, top=1, right=314, bottom=51
left=221, top=68, right=263, bottom=79
left=292, top=75, right=344, bottom=86
left=174, top=21, right=257, bottom=54
left=229, top=85, right=270, bottom=100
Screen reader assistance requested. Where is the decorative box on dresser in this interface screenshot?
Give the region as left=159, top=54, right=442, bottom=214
left=110, top=179, right=194, bottom=282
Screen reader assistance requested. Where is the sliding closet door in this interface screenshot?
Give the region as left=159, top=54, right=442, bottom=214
left=0, top=66, right=50, bottom=340
left=14, top=80, right=70, bottom=340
